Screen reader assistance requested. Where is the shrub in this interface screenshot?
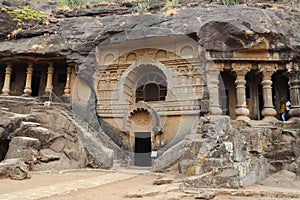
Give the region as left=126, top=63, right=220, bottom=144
left=133, top=0, right=153, bottom=13
left=1, top=6, right=48, bottom=29
left=165, top=0, right=178, bottom=8
left=57, top=0, right=113, bottom=9
left=218, top=0, right=244, bottom=5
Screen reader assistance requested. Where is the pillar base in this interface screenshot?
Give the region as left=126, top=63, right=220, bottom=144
left=209, top=107, right=222, bottom=115
left=262, top=116, right=278, bottom=123
left=235, top=107, right=249, bottom=118
left=39, top=92, right=52, bottom=102
left=289, top=107, right=300, bottom=118
left=21, top=94, right=31, bottom=97
left=60, top=94, right=70, bottom=103
left=1, top=93, right=9, bottom=96
left=262, top=107, right=277, bottom=118
left=235, top=116, right=250, bottom=122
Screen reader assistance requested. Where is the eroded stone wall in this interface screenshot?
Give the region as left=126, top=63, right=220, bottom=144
left=0, top=99, right=87, bottom=171
left=178, top=116, right=300, bottom=188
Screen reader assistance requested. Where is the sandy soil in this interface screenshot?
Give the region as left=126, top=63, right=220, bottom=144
left=0, top=169, right=109, bottom=194
left=0, top=169, right=299, bottom=200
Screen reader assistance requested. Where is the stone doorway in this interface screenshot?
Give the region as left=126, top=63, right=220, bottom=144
left=32, top=71, right=41, bottom=96
left=0, top=140, right=10, bottom=161
left=134, top=132, right=151, bottom=167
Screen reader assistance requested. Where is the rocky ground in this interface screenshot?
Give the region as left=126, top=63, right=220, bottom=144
left=0, top=168, right=299, bottom=200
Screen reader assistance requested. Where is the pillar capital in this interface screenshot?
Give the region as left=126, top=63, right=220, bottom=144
left=48, top=62, right=54, bottom=71
left=232, top=62, right=251, bottom=76
left=5, top=63, right=12, bottom=72
left=259, top=62, right=278, bottom=79
left=206, top=61, right=224, bottom=74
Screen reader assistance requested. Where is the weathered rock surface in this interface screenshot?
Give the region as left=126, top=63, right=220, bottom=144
left=0, top=0, right=300, bottom=187
left=175, top=115, right=299, bottom=189
left=0, top=158, right=30, bottom=180
left=5, top=136, right=41, bottom=164
left=0, top=2, right=300, bottom=74
left=0, top=101, right=88, bottom=171
left=0, top=10, right=16, bottom=40
left=194, top=191, right=216, bottom=199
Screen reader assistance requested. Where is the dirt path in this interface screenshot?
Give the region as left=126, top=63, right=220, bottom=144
left=0, top=168, right=299, bottom=200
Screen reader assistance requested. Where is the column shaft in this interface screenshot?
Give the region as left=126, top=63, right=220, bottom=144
left=232, top=62, right=251, bottom=120
left=2, top=63, right=12, bottom=95
left=288, top=63, right=300, bottom=117
left=45, top=62, right=54, bottom=93
left=23, top=62, right=33, bottom=95
left=259, top=63, right=277, bottom=120
left=207, top=62, right=223, bottom=115
left=64, top=65, right=72, bottom=95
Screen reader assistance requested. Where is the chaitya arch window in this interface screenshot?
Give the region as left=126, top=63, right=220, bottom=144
left=135, top=73, right=167, bottom=102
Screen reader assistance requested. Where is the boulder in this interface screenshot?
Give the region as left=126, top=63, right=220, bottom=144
left=39, top=149, right=60, bottom=162
left=14, top=123, right=53, bottom=145
left=0, top=158, right=30, bottom=180
left=194, top=191, right=216, bottom=199
left=5, top=136, right=40, bottom=168
left=184, top=168, right=241, bottom=189
left=153, top=177, right=174, bottom=185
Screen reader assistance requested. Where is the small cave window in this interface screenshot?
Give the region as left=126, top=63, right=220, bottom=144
left=135, top=73, right=167, bottom=102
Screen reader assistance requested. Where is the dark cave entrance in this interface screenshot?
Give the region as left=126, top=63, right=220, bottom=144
left=32, top=71, right=41, bottom=96
left=0, top=140, right=10, bottom=161
left=134, top=132, right=151, bottom=167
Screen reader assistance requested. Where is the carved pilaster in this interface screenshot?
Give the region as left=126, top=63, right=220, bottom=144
left=288, top=62, right=300, bottom=118
left=206, top=62, right=224, bottom=115
left=232, top=62, right=251, bottom=120
left=23, top=62, right=33, bottom=96
left=1, top=63, right=12, bottom=95
left=258, top=62, right=277, bottom=120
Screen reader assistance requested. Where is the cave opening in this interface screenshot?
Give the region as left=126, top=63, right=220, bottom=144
left=0, top=140, right=10, bottom=161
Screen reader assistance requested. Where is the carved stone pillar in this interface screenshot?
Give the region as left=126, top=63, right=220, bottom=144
left=23, top=62, right=33, bottom=96
left=64, top=65, right=72, bottom=95
left=1, top=63, right=12, bottom=95
left=206, top=62, right=223, bottom=115
left=259, top=63, right=277, bottom=120
left=288, top=62, right=300, bottom=117
left=45, top=62, right=54, bottom=94
left=232, top=62, right=251, bottom=120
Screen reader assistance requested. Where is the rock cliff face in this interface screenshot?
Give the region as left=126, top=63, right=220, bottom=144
left=0, top=0, right=300, bottom=186
left=0, top=1, right=299, bottom=88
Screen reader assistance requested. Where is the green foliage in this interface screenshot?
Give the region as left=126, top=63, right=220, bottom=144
left=218, top=0, right=244, bottom=5
left=57, top=0, right=112, bottom=9
left=133, top=0, right=159, bottom=13
left=1, top=6, right=48, bottom=29
left=57, top=0, right=84, bottom=8
left=165, top=0, right=178, bottom=8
